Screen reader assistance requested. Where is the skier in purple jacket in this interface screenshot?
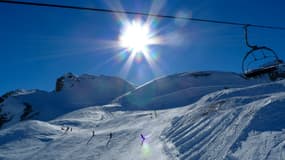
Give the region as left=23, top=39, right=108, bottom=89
left=140, top=134, right=146, bottom=145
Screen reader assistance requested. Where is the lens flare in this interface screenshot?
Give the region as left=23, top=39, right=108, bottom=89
left=117, top=50, right=128, bottom=62
left=141, top=142, right=151, bottom=157
left=135, top=52, right=144, bottom=63
left=150, top=51, right=159, bottom=61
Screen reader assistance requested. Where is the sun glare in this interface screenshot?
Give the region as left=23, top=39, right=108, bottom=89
left=119, top=21, right=154, bottom=55
left=110, top=1, right=166, bottom=76
left=116, top=18, right=163, bottom=77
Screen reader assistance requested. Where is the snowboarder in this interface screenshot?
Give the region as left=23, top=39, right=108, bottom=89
left=140, top=134, right=146, bottom=145
left=106, top=132, right=113, bottom=147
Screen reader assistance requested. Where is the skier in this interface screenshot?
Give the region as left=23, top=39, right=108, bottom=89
left=109, top=132, right=113, bottom=139
left=62, top=126, right=70, bottom=135
left=154, top=110, right=157, bottom=118
left=87, top=130, right=95, bottom=145
left=140, top=134, right=146, bottom=145
left=106, top=132, right=113, bottom=147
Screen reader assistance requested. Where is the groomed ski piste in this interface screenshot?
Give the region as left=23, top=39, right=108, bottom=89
left=1, top=71, right=285, bottom=160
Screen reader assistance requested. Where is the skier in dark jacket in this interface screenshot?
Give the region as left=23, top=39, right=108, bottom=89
left=109, top=132, right=113, bottom=139
left=106, top=132, right=113, bottom=147
left=87, top=130, right=95, bottom=145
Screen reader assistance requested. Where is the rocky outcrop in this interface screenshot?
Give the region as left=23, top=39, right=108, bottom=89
left=20, top=102, right=39, bottom=121
left=0, top=107, right=12, bottom=128
left=55, top=72, right=77, bottom=92
left=0, top=97, right=4, bottom=104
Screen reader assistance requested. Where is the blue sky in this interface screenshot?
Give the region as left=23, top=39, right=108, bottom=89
left=1, top=0, right=285, bottom=94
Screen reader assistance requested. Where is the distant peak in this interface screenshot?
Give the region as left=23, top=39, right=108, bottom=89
left=55, top=72, right=134, bottom=92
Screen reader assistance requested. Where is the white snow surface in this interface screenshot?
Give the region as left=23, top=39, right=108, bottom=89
left=1, top=71, right=285, bottom=160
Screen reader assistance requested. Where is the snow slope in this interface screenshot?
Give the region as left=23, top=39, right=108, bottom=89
left=0, top=73, right=134, bottom=129
left=0, top=104, right=184, bottom=160
left=163, top=80, right=285, bottom=159
left=115, top=71, right=265, bottom=110
left=1, top=71, right=285, bottom=160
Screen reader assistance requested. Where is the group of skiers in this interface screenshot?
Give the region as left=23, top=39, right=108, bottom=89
left=60, top=126, right=147, bottom=146
left=86, top=130, right=114, bottom=146
left=59, top=110, right=157, bottom=146
left=61, top=126, right=72, bottom=135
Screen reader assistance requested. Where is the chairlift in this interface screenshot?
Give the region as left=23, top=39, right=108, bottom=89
left=242, top=25, right=285, bottom=80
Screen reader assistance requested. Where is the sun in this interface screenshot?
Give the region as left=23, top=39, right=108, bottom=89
left=119, top=20, right=154, bottom=55
left=116, top=18, right=162, bottom=76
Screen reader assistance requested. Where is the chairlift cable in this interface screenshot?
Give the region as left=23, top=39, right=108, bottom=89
left=1, top=0, right=285, bottom=31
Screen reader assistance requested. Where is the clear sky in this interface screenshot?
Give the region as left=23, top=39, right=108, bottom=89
left=1, top=0, right=285, bottom=94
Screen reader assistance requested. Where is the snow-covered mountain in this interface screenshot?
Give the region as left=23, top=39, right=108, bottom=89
left=115, top=71, right=265, bottom=110
left=1, top=71, right=285, bottom=160
left=0, top=73, right=134, bottom=129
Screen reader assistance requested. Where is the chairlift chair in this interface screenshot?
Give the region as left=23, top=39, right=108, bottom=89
left=242, top=25, right=285, bottom=80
